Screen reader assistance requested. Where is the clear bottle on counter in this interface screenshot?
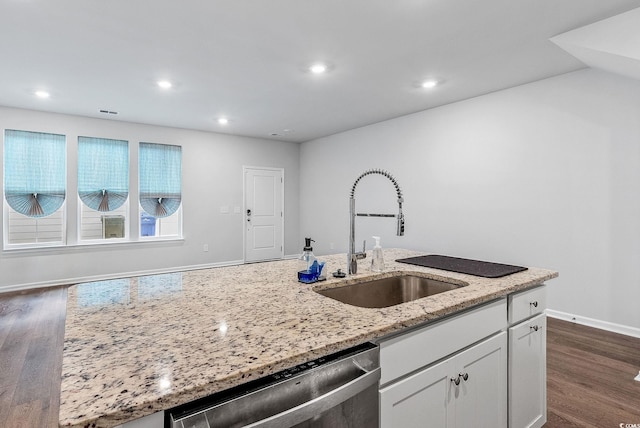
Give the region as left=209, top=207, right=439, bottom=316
left=371, top=236, right=384, bottom=272
left=299, top=237, right=316, bottom=272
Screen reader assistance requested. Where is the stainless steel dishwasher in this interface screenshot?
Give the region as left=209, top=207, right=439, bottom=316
left=167, top=342, right=380, bottom=428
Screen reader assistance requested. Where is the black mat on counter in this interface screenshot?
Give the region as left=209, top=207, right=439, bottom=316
left=395, top=255, right=527, bottom=278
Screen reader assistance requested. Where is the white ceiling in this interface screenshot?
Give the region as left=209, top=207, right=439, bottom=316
left=552, top=7, right=640, bottom=82
left=1, top=0, right=640, bottom=143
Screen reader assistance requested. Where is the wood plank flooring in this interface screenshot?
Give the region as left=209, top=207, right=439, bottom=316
left=0, top=287, right=67, bottom=428
left=545, top=317, right=640, bottom=427
left=0, top=288, right=638, bottom=427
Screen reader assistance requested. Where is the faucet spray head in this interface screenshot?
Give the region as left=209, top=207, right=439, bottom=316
left=397, top=212, right=405, bottom=236
left=397, top=196, right=405, bottom=236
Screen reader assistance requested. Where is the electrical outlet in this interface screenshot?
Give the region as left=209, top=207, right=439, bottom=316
left=203, top=244, right=209, bottom=252
left=329, top=242, right=335, bottom=250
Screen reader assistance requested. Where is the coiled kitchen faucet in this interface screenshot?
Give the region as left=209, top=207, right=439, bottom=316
left=348, top=169, right=405, bottom=275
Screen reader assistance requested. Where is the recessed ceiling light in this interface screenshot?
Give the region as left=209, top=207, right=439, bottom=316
left=157, top=80, right=172, bottom=89
left=421, top=79, right=439, bottom=89
left=309, top=63, right=328, bottom=74
left=35, top=90, right=50, bottom=98
left=217, top=117, right=229, bottom=125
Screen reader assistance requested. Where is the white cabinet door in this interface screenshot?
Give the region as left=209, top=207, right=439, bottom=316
left=380, top=357, right=453, bottom=428
left=454, top=332, right=507, bottom=428
left=509, top=314, right=546, bottom=428
left=380, top=332, right=507, bottom=428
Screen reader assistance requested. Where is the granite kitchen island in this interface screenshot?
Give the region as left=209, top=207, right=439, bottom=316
left=59, top=249, right=557, bottom=427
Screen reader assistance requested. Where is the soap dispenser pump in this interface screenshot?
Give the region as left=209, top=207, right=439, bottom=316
left=371, top=236, right=384, bottom=272
left=299, top=238, right=316, bottom=272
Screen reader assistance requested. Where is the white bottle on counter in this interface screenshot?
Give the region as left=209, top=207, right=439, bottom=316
left=371, top=236, right=384, bottom=272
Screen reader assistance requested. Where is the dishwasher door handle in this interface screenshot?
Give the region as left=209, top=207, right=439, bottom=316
left=244, top=365, right=381, bottom=428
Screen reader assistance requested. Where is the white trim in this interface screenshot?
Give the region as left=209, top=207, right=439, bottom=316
left=546, top=309, right=640, bottom=339
left=1, top=236, right=185, bottom=257
left=0, top=259, right=245, bottom=294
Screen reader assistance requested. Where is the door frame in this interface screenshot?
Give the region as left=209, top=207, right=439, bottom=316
left=242, top=166, right=285, bottom=263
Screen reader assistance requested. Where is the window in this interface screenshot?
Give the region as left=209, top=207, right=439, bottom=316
left=77, top=137, right=129, bottom=241
left=3, top=129, right=66, bottom=247
left=2, top=131, right=184, bottom=249
left=138, top=142, right=182, bottom=238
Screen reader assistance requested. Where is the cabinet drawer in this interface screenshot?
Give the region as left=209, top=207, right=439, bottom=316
left=508, top=285, right=546, bottom=325
left=379, top=299, right=507, bottom=385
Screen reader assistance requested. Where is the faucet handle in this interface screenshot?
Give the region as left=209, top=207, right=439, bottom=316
left=354, top=240, right=367, bottom=260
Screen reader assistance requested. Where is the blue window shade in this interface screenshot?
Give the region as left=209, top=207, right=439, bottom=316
left=4, top=129, right=66, bottom=218
left=78, top=137, right=129, bottom=212
left=139, top=142, right=182, bottom=217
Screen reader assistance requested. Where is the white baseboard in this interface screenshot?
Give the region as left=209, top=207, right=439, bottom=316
left=546, top=309, right=640, bottom=339
left=0, top=259, right=245, bottom=294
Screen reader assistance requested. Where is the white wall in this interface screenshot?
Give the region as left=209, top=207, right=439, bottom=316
left=300, top=68, right=640, bottom=331
left=0, top=107, right=300, bottom=291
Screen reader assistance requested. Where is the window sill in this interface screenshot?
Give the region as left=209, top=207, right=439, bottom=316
left=2, top=237, right=185, bottom=256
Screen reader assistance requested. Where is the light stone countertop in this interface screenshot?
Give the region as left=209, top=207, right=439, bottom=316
left=59, top=248, right=558, bottom=427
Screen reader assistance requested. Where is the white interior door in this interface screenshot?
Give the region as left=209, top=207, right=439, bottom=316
left=244, top=167, right=284, bottom=263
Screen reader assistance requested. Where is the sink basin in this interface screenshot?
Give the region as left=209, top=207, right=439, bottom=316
left=315, top=275, right=466, bottom=308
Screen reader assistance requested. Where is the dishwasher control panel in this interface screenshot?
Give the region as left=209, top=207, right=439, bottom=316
left=271, top=357, right=326, bottom=380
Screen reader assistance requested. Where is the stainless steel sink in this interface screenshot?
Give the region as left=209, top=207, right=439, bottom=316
left=315, top=275, right=466, bottom=308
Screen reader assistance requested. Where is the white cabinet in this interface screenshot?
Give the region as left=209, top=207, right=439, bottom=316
left=380, top=332, right=507, bottom=428
left=508, top=314, right=546, bottom=428
left=378, top=299, right=508, bottom=428
left=455, top=332, right=507, bottom=428
left=378, top=283, right=549, bottom=428
left=380, top=356, right=451, bottom=428
left=379, top=299, right=507, bottom=385
left=508, top=285, right=546, bottom=325
left=508, top=285, right=547, bottom=428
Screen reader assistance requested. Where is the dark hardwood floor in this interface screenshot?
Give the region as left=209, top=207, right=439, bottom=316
left=0, top=287, right=67, bottom=428
left=0, top=288, right=639, bottom=427
left=545, top=317, right=640, bottom=427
